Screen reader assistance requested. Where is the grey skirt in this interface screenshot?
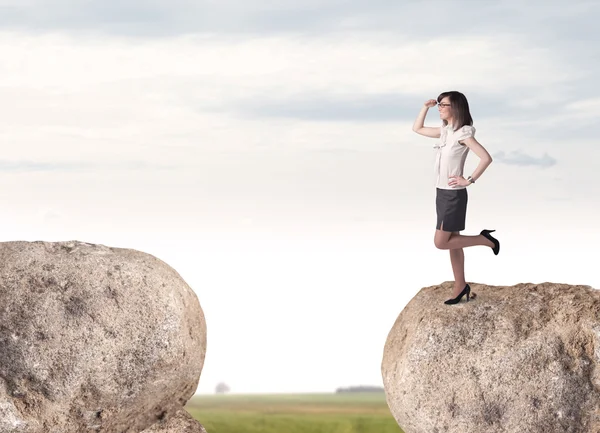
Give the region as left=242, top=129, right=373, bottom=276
left=436, top=188, right=468, bottom=232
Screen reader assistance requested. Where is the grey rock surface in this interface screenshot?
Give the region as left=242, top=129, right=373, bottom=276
left=142, top=409, right=206, bottom=433
left=0, top=241, right=207, bottom=433
left=382, top=282, right=600, bottom=433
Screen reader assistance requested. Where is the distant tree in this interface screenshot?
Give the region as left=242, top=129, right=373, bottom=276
left=215, top=382, right=231, bottom=394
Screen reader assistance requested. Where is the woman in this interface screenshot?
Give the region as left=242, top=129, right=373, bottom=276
left=412, top=91, right=500, bottom=305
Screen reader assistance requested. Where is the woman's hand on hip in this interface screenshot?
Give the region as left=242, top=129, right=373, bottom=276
left=448, top=175, right=470, bottom=187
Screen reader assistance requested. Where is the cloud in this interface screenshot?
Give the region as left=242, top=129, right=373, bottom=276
left=492, top=150, right=557, bottom=168
left=0, top=160, right=177, bottom=173
left=237, top=93, right=421, bottom=122
left=233, top=91, right=553, bottom=123
left=564, top=97, right=600, bottom=119
left=0, top=0, right=596, bottom=40
left=0, top=2, right=595, bottom=182
left=0, top=30, right=581, bottom=124
left=0, top=28, right=594, bottom=163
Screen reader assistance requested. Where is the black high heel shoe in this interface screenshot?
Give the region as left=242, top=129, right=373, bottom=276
left=444, top=284, right=471, bottom=305
left=480, top=229, right=500, bottom=255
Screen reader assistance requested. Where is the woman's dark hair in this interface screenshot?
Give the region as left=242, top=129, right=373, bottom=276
left=437, top=91, right=473, bottom=130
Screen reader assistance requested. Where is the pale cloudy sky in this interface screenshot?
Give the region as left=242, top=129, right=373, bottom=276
left=1, top=0, right=599, bottom=394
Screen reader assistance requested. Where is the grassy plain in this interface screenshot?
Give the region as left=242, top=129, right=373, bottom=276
left=185, top=393, right=404, bottom=433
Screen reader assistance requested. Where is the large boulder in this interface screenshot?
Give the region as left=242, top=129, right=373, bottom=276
left=382, top=282, right=600, bottom=433
left=0, top=241, right=207, bottom=433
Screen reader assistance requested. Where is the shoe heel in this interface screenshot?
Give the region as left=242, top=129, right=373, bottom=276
left=444, top=284, right=471, bottom=305
left=480, top=229, right=500, bottom=256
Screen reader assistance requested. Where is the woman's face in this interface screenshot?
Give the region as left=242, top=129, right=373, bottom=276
left=438, top=97, right=452, bottom=122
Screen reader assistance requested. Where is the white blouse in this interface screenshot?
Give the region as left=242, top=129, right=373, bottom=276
left=433, top=124, right=475, bottom=190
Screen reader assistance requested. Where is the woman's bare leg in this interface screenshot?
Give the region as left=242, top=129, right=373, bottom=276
left=449, top=234, right=466, bottom=297
left=435, top=222, right=492, bottom=298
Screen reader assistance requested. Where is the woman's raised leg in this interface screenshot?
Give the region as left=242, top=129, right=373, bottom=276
left=434, top=224, right=494, bottom=250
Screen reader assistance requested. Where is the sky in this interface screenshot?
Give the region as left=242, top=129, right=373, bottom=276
left=1, top=0, right=599, bottom=394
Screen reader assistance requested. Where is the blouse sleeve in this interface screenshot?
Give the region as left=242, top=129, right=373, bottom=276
left=456, top=125, right=476, bottom=142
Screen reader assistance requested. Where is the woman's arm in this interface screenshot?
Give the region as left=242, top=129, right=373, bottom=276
left=462, top=137, right=492, bottom=182
left=448, top=137, right=493, bottom=187
left=412, top=99, right=441, bottom=138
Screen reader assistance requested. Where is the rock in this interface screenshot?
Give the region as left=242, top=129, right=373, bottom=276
left=142, top=409, right=207, bottom=433
left=0, top=241, right=207, bottom=433
left=381, top=282, right=600, bottom=433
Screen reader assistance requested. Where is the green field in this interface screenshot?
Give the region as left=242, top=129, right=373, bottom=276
left=185, top=393, right=404, bottom=433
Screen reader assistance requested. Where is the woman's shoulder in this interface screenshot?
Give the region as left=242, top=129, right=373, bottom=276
left=456, top=124, right=476, bottom=139
left=459, top=124, right=476, bottom=133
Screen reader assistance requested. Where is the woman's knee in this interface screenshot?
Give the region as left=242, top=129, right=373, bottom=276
left=434, top=235, right=447, bottom=250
